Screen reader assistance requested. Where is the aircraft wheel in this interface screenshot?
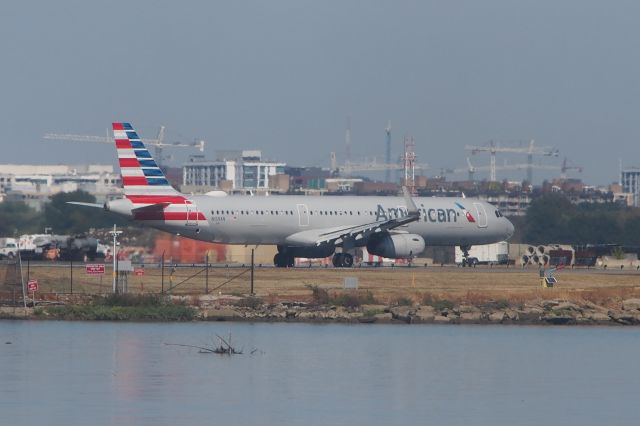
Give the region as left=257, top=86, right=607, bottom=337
left=274, top=253, right=286, bottom=268
left=332, top=253, right=343, bottom=267
left=285, top=254, right=295, bottom=268
left=342, top=253, right=354, bottom=267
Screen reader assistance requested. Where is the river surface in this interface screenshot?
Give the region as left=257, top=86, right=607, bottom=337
left=1, top=321, right=638, bottom=426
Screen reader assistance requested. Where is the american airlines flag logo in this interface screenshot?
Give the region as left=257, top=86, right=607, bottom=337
left=113, top=122, right=171, bottom=188
left=113, top=122, right=206, bottom=222
left=454, top=202, right=476, bottom=223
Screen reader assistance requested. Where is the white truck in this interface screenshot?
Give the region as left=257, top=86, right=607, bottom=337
left=455, top=241, right=509, bottom=266
left=0, top=238, right=18, bottom=259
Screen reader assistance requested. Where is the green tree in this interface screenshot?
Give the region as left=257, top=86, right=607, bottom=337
left=0, top=201, right=42, bottom=236
left=521, top=193, right=637, bottom=245
left=523, top=193, right=576, bottom=244
left=43, top=191, right=126, bottom=234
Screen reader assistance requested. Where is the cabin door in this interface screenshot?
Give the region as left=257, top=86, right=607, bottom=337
left=473, top=203, right=488, bottom=228
left=185, top=201, right=199, bottom=226
left=297, top=204, right=310, bottom=227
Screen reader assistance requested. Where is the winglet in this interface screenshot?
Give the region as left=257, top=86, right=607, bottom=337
left=401, top=186, right=420, bottom=217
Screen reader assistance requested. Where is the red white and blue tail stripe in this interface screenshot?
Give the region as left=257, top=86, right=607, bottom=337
left=113, top=122, right=205, bottom=223
left=113, top=122, right=179, bottom=197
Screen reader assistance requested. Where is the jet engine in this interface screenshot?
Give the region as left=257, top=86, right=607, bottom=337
left=366, top=234, right=425, bottom=259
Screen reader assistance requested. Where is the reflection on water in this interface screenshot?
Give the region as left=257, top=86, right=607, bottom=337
left=1, top=321, right=639, bottom=426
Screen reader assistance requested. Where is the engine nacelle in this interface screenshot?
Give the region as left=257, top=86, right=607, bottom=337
left=104, top=198, right=134, bottom=218
left=366, top=234, right=425, bottom=259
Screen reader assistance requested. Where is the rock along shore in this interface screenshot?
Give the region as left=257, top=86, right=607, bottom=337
left=195, top=298, right=640, bottom=325
left=4, top=295, right=639, bottom=325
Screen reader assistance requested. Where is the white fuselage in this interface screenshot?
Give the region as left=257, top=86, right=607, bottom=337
left=126, top=194, right=514, bottom=248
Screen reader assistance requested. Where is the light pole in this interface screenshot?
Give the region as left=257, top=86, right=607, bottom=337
left=109, top=224, right=123, bottom=293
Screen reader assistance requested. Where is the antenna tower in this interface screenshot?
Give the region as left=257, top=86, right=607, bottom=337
left=402, top=136, right=417, bottom=195
left=345, top=116, right=352, bottom=164
left=385, top=121, right=392, bottom=182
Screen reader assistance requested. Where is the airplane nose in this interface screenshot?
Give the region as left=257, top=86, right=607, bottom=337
left=505, top=219, right=515, bottom=239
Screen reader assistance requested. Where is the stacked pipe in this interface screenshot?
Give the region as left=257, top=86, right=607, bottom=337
left=520, top=245, right=551, bottom=266
left=519, top=244, right=576, bottom=267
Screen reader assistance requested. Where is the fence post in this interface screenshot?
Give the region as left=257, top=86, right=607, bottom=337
left=161, top=252, right=164, bottom=294
left=250, top=249, right=255, bottom=296
left=70, top=259, right=73, bottom=294
left=205, top=253, right=209, bottom=294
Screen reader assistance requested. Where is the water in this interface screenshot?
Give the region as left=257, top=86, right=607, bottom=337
left=1, top=321, right=639, bottom=426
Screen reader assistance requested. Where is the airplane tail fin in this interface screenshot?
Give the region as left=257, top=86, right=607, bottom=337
left=112, top=122, right=183, bottom=202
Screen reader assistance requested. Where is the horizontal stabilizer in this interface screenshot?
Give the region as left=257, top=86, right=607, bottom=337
left=131, top=202, right=171, bottom=212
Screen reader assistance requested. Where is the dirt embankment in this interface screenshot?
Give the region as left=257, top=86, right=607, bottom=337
left=3, top=267, right=640, bottom=325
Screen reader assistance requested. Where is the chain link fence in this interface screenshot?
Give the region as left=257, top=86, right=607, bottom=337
left=0, top=260, right=256, bottom=304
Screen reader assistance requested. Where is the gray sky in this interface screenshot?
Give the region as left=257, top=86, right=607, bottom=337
left=1, top=0, right=639, bottom=185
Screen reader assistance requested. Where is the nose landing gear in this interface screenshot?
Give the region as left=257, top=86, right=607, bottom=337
left=460, top=245, right=474, bottom=267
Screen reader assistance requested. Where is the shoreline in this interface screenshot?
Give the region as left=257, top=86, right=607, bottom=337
left=3, top=297, right=640, bottom=325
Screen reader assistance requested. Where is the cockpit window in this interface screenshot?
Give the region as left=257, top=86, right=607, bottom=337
left=494, top=209, right=503, bottom=218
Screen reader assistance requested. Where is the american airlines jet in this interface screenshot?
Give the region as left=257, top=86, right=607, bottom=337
left=73, top=123, right=514, bottom=267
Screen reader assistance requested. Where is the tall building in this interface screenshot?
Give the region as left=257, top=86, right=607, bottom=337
left=182, top=150, right=285, bottom=191
left=621, top=167, right=640, bottom=207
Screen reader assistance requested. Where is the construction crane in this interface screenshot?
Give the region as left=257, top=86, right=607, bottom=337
left=464, top=139, right=559, bottom=182
left=442, top=157, right=582, bottom=181
left=559, top=157, right=583, bottom=178
left=43, top=126, right=205, bottom=168
left=440, top=158, right=479, bottom=181
left=330, top=152, right=428, bottom=176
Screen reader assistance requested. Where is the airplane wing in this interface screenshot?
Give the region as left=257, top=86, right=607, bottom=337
left=285, top=187, right=420, bottom=248
left=68, top=201, right=170, bottom=211
left=67, top=202, right=104, bottom=208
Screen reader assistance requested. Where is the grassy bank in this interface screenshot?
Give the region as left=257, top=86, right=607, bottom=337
left=35, top=294, right=195, bottom=321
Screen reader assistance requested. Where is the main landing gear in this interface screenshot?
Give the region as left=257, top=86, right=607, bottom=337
left=274, top=252, right=295, bottom=268
left=332, top=253, right=354, bottom=268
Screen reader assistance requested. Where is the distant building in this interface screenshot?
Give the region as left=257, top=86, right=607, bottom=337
left=286, top=166, right=331, bottom=193
left=480, top=193, right=532, bottom=217
left=182, top=150, right=286, bottom=192
left=621, top=168, right=640, bottom=207
left=0, top=164, right=121, bottom=210
left=326, top=178, right=363, bottom=193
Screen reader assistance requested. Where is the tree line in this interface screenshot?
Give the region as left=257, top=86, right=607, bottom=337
left=512, top=193, right=640, bottom=245
left=0, top=191, right=126, bottom=237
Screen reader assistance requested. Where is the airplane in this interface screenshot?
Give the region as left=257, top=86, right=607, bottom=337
left=71, top=122, right=514, bottom=267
